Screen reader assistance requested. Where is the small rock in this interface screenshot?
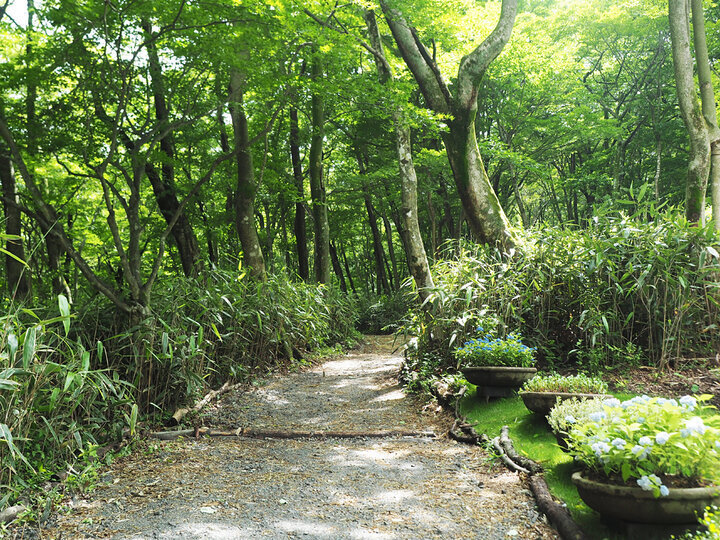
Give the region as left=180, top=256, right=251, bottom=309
left=200, top=507, right=217, bottom=514
left=507, top=530, right=519, bottom=537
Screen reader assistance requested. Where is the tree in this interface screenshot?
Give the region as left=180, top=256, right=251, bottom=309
left=379, top=0, right=518, bottom=249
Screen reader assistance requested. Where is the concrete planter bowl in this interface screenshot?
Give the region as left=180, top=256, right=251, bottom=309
left=572, top=471, right=720, bottom=524
left=519, top=391, right=611, bottom=417
left=462, top=366, right=537, bottom=401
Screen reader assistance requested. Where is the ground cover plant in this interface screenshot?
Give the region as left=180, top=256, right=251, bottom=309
left=520, top=373, right=608, bottom=394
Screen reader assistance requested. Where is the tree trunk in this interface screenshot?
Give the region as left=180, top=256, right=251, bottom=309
left=142, top=20, right=201, bottom=277
left=669, top=0, right=711, bottom=224
left=229, top=69, right=266, bottom=280
left=340, top=242, right=356, bottom=293
left=329, top=241, right=347, bottom=293
left=0, top=150, right=30, bottom=299
left=691, top=0, right=720, bottom=230
left=364, top=190, right=391, bottom=295
left=381, top=211, right=399, bottom=290
left=289, top=107, right=310, bottom=281
left=365, top=9, right=434, bottom=302
left=309, top=58, right=331, bottom=284
left=442, top=110, right=515, bottom=247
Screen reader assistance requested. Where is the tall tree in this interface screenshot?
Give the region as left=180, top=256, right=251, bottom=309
left=379, top=0, right=518, bottom=249
left=229, top=67, right=266, bottom=280
left=669, top=0, right=720, bottom=226
left=309, top=56, right=331, bottom=284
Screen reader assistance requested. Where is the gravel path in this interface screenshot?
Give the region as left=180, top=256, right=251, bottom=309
left=43, top=336, right=558, bottom=539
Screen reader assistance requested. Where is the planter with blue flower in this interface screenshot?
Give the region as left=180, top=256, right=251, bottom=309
left=566, top=395, right=720, bottom=524
left=454, top=331, right=536, bottom=400
left=519, top=373, right=610, bottom=416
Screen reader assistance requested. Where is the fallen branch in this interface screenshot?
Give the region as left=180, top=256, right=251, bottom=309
left=167, top=380, right=234, bottom=426
left=529, top=475, right=587, bottom=540
left=0, top=505, right=26, bottom=524
left=150, top=427, right=436, bottom=441
left=500, top=425, right=543, bottom=474
left=448, top=417, right=480, bottom=444
left=491, top=436, right=529, bottom=474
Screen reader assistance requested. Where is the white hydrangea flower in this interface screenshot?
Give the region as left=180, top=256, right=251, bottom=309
left=637, top=476, right=653, bottom=491
left=611, top=438, right=626, bottom=449
left=603, top=398, right=621, bottom=408
left=685, top=416, right=706, bottom=435
left=655, top=432, right=670, bottom=445
left=679, top=395, right=697, bottom=411
left=660, top=485, right=669, bottom=497
left=564, top=415, right=576, bottom=424
left=638, top=436, right=653, bottom=446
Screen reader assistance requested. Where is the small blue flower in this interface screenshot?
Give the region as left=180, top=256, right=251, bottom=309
left=611, top=438, right=626, bottom=449
left=659, top=485, right=669, bottom=497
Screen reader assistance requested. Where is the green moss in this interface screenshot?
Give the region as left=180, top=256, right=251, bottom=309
left=459, top=388, right=636, bottom=539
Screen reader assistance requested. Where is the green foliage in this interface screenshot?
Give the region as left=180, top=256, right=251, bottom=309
left=676, top=505, right=720, bottom=539
left=454, top=332, right=536, bottom=368
left=406, top=212, right=720, bottom=378
left=0, top=296, right=136, bottom=508
left=86, top=270, right=361, bottom=413
left=567, top=395, right=720, bottom=495
left=520, top=373, right=608, bottom=394
left=356, top=291, right=413, bottom=335
left=547, top=397, right=605, bottom=436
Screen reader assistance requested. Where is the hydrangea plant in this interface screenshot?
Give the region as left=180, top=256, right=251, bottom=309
left=454, top=330, right=535, bottom=368
left=567, top=395, right=720, bottom=497
left=520, top=373, right=608, bottom=394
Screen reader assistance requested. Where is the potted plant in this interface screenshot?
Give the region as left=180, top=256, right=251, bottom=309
left=454, top=331, right=536, bottom=399
left=546, top=397, right=605, bottom=451
left=567, top=395, right=720, bottom=524
left=519, top=373, right=609, bottom=416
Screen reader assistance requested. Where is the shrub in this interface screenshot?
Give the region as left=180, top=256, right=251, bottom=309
left=520, top=373, right=608, bottom=394
left=566, top=395, right=720, bottom=497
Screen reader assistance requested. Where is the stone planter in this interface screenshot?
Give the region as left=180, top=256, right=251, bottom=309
left=519, top=392, right=610, bottom=416
left=572, top=471, right=720, bottom=524
left=462, top=366, right=536, bottom=401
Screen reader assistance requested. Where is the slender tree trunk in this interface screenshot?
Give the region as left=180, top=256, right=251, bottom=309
left=0, top=150, right=30, bottom=299
left=691, top=0, right=720, bottom=230
left=510, top=163, right=529, bottom=227
left=289, top=107, right=310, bottom=280
left=142, top=20, right=201, bottom=277
left=364, top=190, right=391, bottom=294
left=340, top=242, right=356, bottom=293
left=427, top=191, right=437, bottom=257
left=229, top=69, right=266, bottom=279
left=309, top=58, right=331, bottom=284
left=329, top=241, right=347, bottom=293
left=365, top=9, right=434, bottom=301
left=197, top=200, right=217, bottom=265
left=669, top=0, right=711, bottom=224
left=381, top=211, right=399, bottom=290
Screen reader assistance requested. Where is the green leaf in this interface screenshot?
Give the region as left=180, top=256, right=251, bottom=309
left=22, top=326, right=37, bottom=368
left=58, top=294, right=71, bottom=336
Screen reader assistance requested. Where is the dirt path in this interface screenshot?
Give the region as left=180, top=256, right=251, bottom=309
left=43, top=336, right=557, bottom=539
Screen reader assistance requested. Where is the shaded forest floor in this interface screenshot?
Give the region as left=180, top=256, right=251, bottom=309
left=24, top=336, right=556, bottom=539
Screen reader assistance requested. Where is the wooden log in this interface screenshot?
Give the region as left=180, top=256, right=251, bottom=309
left=500, top=425, right=543, bottom=474
left=167, top=380, right=234, bottom=426
left=449, top=418, right=479, bottom=444
left=149, top=427, right=436, bottom=441
left=529, top=475, right=587, bottom=540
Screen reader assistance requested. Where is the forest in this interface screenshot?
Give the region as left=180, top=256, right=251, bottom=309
left=2, top=0, right=720, bottom=535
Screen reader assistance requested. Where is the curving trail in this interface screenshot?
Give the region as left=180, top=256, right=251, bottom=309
left=46, top=336, right=557, bottom=539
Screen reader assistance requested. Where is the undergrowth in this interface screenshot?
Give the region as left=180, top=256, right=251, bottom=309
left=399, top=210, right=720, bottom=392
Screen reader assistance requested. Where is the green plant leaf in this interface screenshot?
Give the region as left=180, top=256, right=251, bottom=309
left=22, top=326, right=37, bottom=368
left=58, top=294, right=71, bottom=335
